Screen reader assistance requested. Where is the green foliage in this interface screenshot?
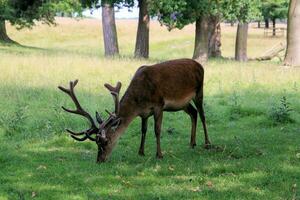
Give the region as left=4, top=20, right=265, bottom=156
left=222, top=0, right=262, bottom=23
left=149, top=0, right=221, bottom=30
left=80, top=0, right=134, bottom=9
left=149, top=0, right=187, bottom=30
left=261, top=0, right=288, bottom=20
left=269, top=96, right=293, bottom=124
left=0, top=103, right=28, bottom=136
left=0, top=0, right=136, bottom=29
left=0, top=0, right=83, bottom=29
left=54, top=0, right=84, bottom=17
left=228, top=90, right=243, bottom=120
left=150, top=0, right=262, bottom=30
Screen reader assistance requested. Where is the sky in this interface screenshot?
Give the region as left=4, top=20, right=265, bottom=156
left=83, top=6, right=139, bottom=19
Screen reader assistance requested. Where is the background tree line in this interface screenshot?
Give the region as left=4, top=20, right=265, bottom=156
left=0, top=0, right=299, bottom=66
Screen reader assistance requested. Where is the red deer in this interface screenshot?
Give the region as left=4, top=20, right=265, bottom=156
left=58, top=58, right=211, bottom=162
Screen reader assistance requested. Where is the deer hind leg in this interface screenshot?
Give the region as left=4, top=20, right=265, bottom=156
left=138, top=117, right=148, bottom=156
left=154, top=108, right=163, bottom=159
left=193, top=92, right=211, bottom=149
left=184, top=103, right=198, bottom=148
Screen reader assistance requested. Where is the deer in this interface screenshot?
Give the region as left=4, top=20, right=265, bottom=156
left=58, top=58, right=211, bottom=163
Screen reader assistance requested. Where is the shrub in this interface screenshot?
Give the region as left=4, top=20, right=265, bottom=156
left=228, top=91, right=242, bottom=120
left=0, top=104, right=28, bottom=136
left=269, top=96, right=293, bottom=124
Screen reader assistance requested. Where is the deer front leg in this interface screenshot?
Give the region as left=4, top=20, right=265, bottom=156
left=138, top=117, right=148, bottom=156
left=154, top=109, right=163, bottom=159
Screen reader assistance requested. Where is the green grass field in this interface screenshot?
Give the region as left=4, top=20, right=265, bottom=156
left=0, top=18, right=299, bottom=200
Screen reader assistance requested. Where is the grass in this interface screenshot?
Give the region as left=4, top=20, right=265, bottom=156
left=0, top=18, right=299, bottom=200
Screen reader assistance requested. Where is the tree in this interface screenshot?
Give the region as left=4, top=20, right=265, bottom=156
left=0, top=0, right=54, bottom=44
left=150, top=0, right=221, bottom=63
left=261, top=0, right=289, bottom=35
left=223, top=0, right=261, bottom=61
left=208, top=17, right=221, bottom=58
left=284, top=0, right=300, bottom=67
left=134, top=0, right=150, bottom=58
left=102, top=3, right=119, bottom=56
left=0, top=0, right=81, bottom=44
left=0, top=19, right=13, bottom=43
left=235, top=23, right=249, bottom=61
left=81, top=0, right=133, bottom=57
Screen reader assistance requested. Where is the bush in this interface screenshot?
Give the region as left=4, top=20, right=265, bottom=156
left=228, top=91, right=242, bottom=120
left=269, top=96, right=293, bottom=124
left=0, top=104, right=28, bottom=136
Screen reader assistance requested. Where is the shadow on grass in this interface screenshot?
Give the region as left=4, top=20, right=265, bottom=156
left=0, top=43, right=166, bottom=64
left=0, top=43, right=97, bottom=58
left=1, top=135, right=299, bottom=199
left=0, top=85, right=299, bottom=199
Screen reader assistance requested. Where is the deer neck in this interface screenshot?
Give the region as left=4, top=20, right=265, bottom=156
left=109, top=93, right=137, bottom=143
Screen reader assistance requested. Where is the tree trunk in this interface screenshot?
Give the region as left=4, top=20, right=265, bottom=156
left=193, top=17, right=210, bottom=64
left=102, top=4, right=119, bottom=57
left=284, top=0, right=300, bottom=67
left=134, top=0, right=149, bottom=58
left=258, top=21, right=261, bottom=28
left=0, top=20, right=16, bottom=44
left=272, top=18, right=276, bottom=36
left=265, top=19, right=269, bottom=28
left=235, top=22, right=248, bottom=62
left=208, top=20, right=222, bottom=58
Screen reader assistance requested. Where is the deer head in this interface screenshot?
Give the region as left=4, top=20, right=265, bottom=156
left=58, top=80, right=122, bottom=162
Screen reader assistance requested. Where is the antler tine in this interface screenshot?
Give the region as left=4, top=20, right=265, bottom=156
left=66, top=129, right=86, bottom=136
left=67, top=128, right=96, bottom=141
left=71, top=134, right=96, bottom=142
left=104, top=82, right=122, bottom=115
left=110, top=91, right=120, bottom=115
left=105, top=109, right=114, bottom=116
left=104, top=82, right=121, bottom=93
left=59, top=80, right=100, bottom=143
left=58, top=80, right=97, bottom=129
left=71, top=79, right=78, bottom=88
left=66, top=128, right=96, bottom=141
left=96, top=111, right=103, bottom=124
left=99, top=113, right=115, bottom=129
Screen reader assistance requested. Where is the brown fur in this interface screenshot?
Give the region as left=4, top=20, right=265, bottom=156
left=102, top=58, right=210, bottom=161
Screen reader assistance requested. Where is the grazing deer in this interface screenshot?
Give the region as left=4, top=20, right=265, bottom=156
left=58, top=58, right=210, bottom=163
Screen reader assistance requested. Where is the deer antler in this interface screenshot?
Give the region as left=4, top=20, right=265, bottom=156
left=104, top=82, right=121, bottom=115
left=58, top=80, right=99, bottom=141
